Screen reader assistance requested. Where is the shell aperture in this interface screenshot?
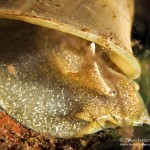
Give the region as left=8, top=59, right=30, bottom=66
left=0, top=23, right=149, bottom=138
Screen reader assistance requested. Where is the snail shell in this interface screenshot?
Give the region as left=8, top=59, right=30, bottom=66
left=0, top=0, right=149, bottom=138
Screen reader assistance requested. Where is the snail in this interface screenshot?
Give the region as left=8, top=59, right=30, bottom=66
left=0, top=0, right=149, bottom=138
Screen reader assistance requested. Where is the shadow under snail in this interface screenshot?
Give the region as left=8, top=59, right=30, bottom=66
left=0, top=0, right=149, bottom=138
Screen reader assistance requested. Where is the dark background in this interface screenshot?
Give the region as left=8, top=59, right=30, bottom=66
left=132, top=0, right=150, bottom=56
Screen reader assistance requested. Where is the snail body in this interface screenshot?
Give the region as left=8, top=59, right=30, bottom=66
left=0, top=0, right=149, bottom=138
